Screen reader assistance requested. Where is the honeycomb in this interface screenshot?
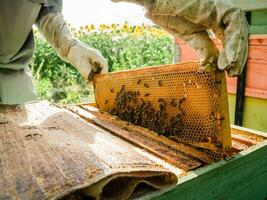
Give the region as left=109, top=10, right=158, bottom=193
left=93, top=61, right=231, bottom=158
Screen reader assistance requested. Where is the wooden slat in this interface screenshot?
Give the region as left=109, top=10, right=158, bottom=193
left=251, top=10, right=267, bottom=25
left=216, top=71, right=232, bottom=150
left=231, top=124, right=267, bottom=139
left=250, top=25, right=267, bottom=34
left=227, top=59, right=267, bottom=99
left=231, top=133, right=258, bottom=146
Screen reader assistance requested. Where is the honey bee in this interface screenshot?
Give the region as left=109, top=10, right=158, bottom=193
left=158, top=98, right=164, bottom=102
left=120, top=85, right=125, bottom=92
left=144, top=93, right=150, bottom=97
left=178, top=97, right=186, bottom=105
left=170, top=99, right=178, bottom=107
left=170, top=97, right=186, bottom=108
left=159, top=99, right=166, bottom=112
left=144, top=83, right=149, bottom=88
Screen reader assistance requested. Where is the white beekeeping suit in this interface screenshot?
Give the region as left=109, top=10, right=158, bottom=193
left=0, top=0, right=108, bottom=105
left=112, top=0, right=249, bottom=77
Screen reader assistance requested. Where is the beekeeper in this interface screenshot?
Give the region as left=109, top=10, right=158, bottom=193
left=0, top=0, right=108, bottom=105
left=112, top=0, right=249, bottom=76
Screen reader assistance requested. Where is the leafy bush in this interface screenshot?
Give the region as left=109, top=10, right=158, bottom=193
left=31, top=23, right=174, bottom=104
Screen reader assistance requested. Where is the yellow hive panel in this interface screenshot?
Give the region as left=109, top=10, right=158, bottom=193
left=93, top=61, right=231, bottom=158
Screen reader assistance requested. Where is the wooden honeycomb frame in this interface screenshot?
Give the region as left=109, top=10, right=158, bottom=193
left=93, top=61, right=231, bottom=156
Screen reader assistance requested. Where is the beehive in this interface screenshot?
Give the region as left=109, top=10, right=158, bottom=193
left=93, top=61, right=231, bottom=158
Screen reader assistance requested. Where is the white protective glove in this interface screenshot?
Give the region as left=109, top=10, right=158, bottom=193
left=112, top=0, right=249, bottom=77
left=153, top=0, right=249, bottom=77
left=36, top=13, right=108, bottom=81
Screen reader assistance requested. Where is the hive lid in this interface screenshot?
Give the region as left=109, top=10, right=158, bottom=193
left=0, top=101, right=178, bottom=200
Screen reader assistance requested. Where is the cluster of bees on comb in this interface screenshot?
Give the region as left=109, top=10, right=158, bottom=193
left=108, top=79, right=187, bottom=137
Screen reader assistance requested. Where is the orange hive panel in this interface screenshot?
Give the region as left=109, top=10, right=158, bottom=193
left=93, top=61, right=231, bottom=159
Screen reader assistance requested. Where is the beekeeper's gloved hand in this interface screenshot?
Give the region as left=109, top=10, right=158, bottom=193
left=36, top=13, right=108, bottom=81
left=153, top=0, right=249, bottom=77
left=111, top=0, right=249, bottom=77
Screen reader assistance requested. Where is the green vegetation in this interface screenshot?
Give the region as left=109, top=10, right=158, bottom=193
left=31, top=23, right=173, bottom=103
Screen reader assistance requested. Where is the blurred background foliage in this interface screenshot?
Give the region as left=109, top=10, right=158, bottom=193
left=31, top=22, right=174, bottom=104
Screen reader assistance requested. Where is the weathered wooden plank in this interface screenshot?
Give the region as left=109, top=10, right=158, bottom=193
left=250, top=25, right=267, bottom=34
left=251, top=11, right=267, bottom=25
left=246, top=46, right=267, bottom=61
left=248, top=35, right=267, bottom=45
left=227, top=59, right=267, bottom=99
left=231, top=133, right=258, bottom=146
left=144, top=141, right=267, bottom=200
left=231, top=125, right=267, bottom=139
